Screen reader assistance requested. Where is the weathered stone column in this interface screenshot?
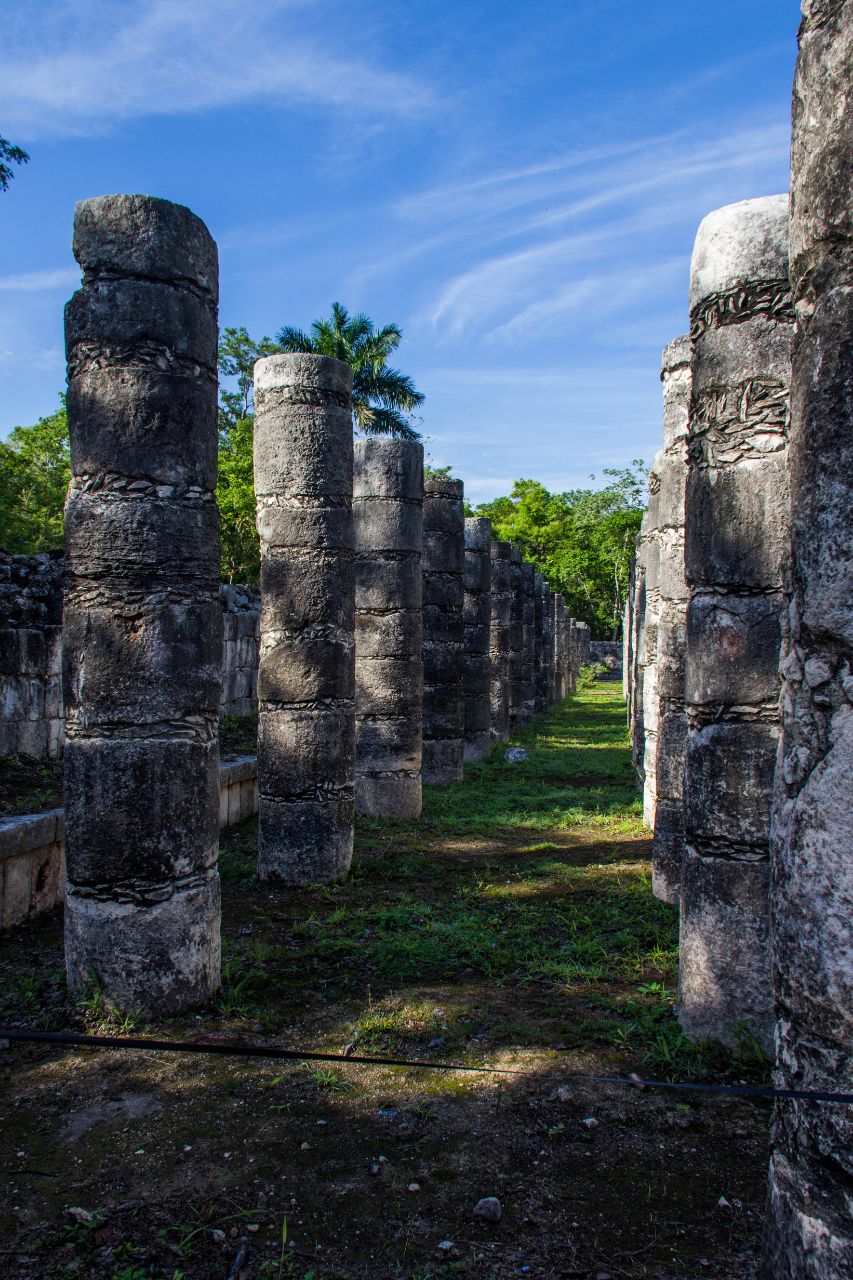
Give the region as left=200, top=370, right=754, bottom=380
left=63, top=195, right=222, bottom=1013
left=567, top=619, right=578, bottom=695
left=533, top=572, right=545, bottom=714
left=641, top=454, right=664, bottom=827
left=254, top=354, right=354, bottom=883
left=652, top=336, right=692, bottom=904
left=542, top=584, right=553, bottom=707
left=554, top=596, right=566, bottom=701
left=463, top=517, right=492, bottom=763
left=508, top=549, right=524, bottom=732
left=521, top=563, right=536, bottom=723
left=353, top=439, right=423, bottom=818
left=765, top=6, right=853, bottom=1275
left=679, top=194, right=793, bottom=1050
left=628, top=539, right=646, bottom=779
left=422, top=476, right=465, bottom=784
left=489, top=541, right=512, bottom=739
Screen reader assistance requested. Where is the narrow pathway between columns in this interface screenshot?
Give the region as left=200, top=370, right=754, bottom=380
left=2, top=680, right=770, bottom=1279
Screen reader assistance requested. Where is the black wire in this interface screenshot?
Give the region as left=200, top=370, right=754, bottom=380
left=2, top=1027, right=852, bottom=1103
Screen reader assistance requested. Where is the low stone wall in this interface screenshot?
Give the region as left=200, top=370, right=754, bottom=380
left=0, top=754, right=258, bottom=930
left=0, top=553, right=260, bottom=759
left=589, top=641, right=623, bottom=676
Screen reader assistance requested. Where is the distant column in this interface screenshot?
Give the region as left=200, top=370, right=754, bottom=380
left=463, top=517, right=492, bottom=763
left=652, top=336, right=692, bottom=904
left=489, top=541, right=512, bottom=740
left=629, top=538, right=646, bottom=783
left=422, top=476, right=465, bottom=784
left=542, top=584, right=553, bottom=707
left=254, top=353, right=355, bottom=884
left=765, top=7, right=853, bottom=1275
left=679, top=195, right=793, bottom=1051
left=641, top=455, right=664, bottom=827
left=508, top=549, right=524, bottom=732
left=353, top=438, right=423, bottom=818
left=521, top=563, right=536, bottom=723
left=554, top=596, right=566, bottom=701
left=63, top=194, right=222, bottom=1014
left=533, top=572, right=545, bottom=714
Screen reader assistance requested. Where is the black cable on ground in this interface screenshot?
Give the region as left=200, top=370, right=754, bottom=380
left=2, top=1027, right=852, bottom=1104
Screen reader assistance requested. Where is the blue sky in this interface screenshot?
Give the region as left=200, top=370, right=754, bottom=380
left=1, top=0, right=799, bottom=502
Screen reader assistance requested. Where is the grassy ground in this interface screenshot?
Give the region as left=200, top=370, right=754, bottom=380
left=0, top=684, right=769, bottom=1279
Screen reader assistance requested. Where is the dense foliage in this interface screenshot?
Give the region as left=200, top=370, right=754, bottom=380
left=0, top=135, right=29, bottom=191
left=0, top=400, right=69, bottom=553
left=472, top=468, right=646, bottom=638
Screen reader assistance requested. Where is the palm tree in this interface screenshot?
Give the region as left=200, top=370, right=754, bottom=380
left=276, top=302, right=424, bottom=440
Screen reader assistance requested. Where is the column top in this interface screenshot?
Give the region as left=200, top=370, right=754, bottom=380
left=689, top=194, right=789, bottom=312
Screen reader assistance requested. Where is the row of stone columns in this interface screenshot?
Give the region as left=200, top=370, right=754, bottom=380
left=626, top=7, right=853, bottom=1269
left=62, top=207, right=584, bottom=1020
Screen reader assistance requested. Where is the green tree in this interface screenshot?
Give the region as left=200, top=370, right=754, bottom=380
left=276, top=302, right=424, bottom=440
left=0, top=135, right=29, bottom=191
left=474, top=463, right=646, bottom=639
left=218, top=325, right=278, bottom=430
left=0, top=400, right=70, bottom=552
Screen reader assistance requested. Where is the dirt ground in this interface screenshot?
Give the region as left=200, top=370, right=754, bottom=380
left=0, top=689, right=770, bottom=1280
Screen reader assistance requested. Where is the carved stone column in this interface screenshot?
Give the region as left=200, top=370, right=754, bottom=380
left=533, top=572, right=546, bottom=714
left=254, top=354, right=355, bottom=883
left=489, top=541, right=512, bottom=740
left=353, top=439, right=423, bottom=818
left=679, top=195, right=793, bottom=1051
left=542, top=584, right=553, bottom=707
left=521, top=562, right=536, bottom=723
left=652, top=336, right=692, bottom=903
left=765, top=6, right=853, bottom=1275
left=63, top=195, right=222, bottom=1013
left=508, top=549, right=524, bottom=732
left=422, top=476, right=465, bottom=784
left=463, top=517, right=492, bottom=763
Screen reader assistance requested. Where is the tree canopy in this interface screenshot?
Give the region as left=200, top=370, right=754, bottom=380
left=276, top=302, right=424, bottom=441
left=0, top=400, right=70, bottom=553
left=472, top=465, right=647, bottom=638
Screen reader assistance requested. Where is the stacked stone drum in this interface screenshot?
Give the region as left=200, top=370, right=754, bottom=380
left=422, top=476, right=465, bottom=784
left=463, top=517, right=492, bottom=764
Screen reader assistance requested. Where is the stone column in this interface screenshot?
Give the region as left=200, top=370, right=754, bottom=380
left=554, top=596, right=566, bottom=701
left=422, top=476, right=465, bottom=784
left=533, top=572, right=545, bottom=715
left=508, top=549, right=524, bottom=732
left=489, top=541, right=512, bottom=740
left=542, top=584, right=553, bottom=707
left=641, top=454, right=664, bottom=827
left=679, top=195, right=793, bottom=1051
left=463, top=517, right=492, bottom=763
left=62, top=195, right=221, bottom=1014
left=353, top=439, right=423, bottom=818
left=521, top=562, right=536, bottom=723
left=652, top=336, right=692, bottom=904
left=629, top=538, right=646, bottom=782
left=254, top=354, right=355, bottom=884
left=765, top=6, right=853, bottom=1275
left=567, top=619, right=577, bottom=695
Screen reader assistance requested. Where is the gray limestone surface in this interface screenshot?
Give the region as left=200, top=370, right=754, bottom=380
left=508, top=549, right=524, bottom=732
left=422, top=476, right=465, bottom=784
left=489, top=542, right=512, bottom=740
left=533, top=573, right=546, bottom=714
left=764, top=6, right=853, bottom=1276
left=651, top=336, right=692, bottom=904
left=679, top=194, right=793, bottom=1053
left=521, top=563, right=536, bottom=723
left=463, top=517, right=492, bottom=764
left=62, top=195, right=221, bottom=1014
left=254, top=354, right=354, bottom=884
left=353, top=439, right=423, bottom=818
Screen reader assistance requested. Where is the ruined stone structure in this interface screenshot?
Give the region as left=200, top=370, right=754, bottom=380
left=254, top=354, right=354, bottom=883
left=489, top=541, right=512, bottom=740
left=508, top=549, right=524, bottom=732
left=521, top=563, right=536, bottom=723
left=764, top=6, right=853, bottom=1275
left=422, top=476, right=465, bottom=784
left=552, top=595, right=566, bottom=702
left=679, top=194, right=793, bottom=1052
left=463, top=517, right=492, bottom=764
left=353, top=439, right=423, bottom=818
left=533, top=573, right=545, bottom=713
left=639, top=471, right=663, bottom=826
left=62, top=195, right=222, bottom=1013
left=541, top=584, right=553, bottom=707
left=651, top=337, right=692, bottom=903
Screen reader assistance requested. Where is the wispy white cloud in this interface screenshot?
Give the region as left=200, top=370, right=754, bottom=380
left=0, top=0, right=434, bottom=140
left=0, top=267, right=79, bottom=292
